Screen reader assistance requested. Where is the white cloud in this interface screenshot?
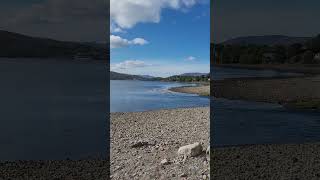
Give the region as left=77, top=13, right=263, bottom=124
left=110, top=23, right=126, bottom=33
left=132, top=38, right=149, bottom=45
left=111, top=60, right=152, bottom=70
left=185, top=56, right=197, bottom=61
left=112, top=27, right=125, bottom=33
left=112, top=60, right=209, bottom=77
left=110, top=0, right=200, bottom=29
left=110, top=35, right=149, bottom=49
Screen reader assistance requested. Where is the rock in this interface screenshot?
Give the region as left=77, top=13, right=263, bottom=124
left=180, top=173, right=187, bottom=177
left=206, top=146, right=210, bottom=155
left=160, top=159, right=170, bottom=165
left=130, top=140, right=149, bottom=148
left=178, top=142, right=203, bottom=157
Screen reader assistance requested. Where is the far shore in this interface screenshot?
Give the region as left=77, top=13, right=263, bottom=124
left=167, top=64, right=320, bottom=110
left=169, top=84, right=210, bottom=96
left=214, top=63, right=320, bottom=75
left=212, top=64, right=320, bottom=110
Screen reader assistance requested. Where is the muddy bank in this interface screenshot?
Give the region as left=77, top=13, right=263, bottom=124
left=212, top=75, right=320, bottom=109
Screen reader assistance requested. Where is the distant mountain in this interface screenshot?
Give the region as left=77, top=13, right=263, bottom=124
left=0, top=30, right=108, bottom=60
left=179, top=73, right=209, bottom=77
left=110, top=71, right=152, bottom=80
left=140, top=75, right=155, bottom=79
left=222, top=35, right=311, bottom=46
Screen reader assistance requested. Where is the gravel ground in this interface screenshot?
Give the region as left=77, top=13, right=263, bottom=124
left=170, top=85, right=210, bottom=96
left=0, top=160, right=109, bottom=179
left=212, top=143, right=320, bottom=179
left=111, top=107, right=210, bottom=180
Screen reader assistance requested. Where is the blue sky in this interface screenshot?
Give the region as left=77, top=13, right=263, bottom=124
left=110, top=0, right=210, bottom=77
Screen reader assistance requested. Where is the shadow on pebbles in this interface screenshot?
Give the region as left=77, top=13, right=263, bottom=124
left=111, top=107, right=210, bottom=180
left=212, top=143, right=320, bottom=179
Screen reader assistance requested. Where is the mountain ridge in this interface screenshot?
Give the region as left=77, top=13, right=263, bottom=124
left=0, top=30, right=108, bottom=60
left=222, top=35, right=311, bottom=46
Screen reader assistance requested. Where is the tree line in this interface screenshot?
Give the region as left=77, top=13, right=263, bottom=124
left=159, top=75, right=210, bottom=82
left=213, top=35, right=320, bottom=64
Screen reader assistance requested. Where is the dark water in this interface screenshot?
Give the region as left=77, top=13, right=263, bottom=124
left=0, top=60, right=107, bottom=160
left=212, top=67, right=320, bottom=146
left=111, top=80, right=209, bottom=112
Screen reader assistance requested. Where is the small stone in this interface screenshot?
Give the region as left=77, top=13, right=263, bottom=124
left=206, top=146, right=210, bottom=155
left=203, top=175, right=207, bottom=179
left=161, top=159, right=170, bottom=165
left=114, top=166, right=122, bottom=171
left=178, top=142, right=203, bottom=157
left=180, top=173, right=187, bottom=177
left=203, top=160, right=207, bottom=166
left=130, top=140, right=149, bottom=148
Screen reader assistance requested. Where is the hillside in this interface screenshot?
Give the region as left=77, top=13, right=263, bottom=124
left=180, top=73, right=209, bottom=77
left=165, top=73, right=210, bottom=82
left=222, top=35, right=311, bottom=46
left=0, top=30, right=108, bottom=60
left=213, top=34, right=320, bottom=64
left=110, top=71, right=150, bottom=80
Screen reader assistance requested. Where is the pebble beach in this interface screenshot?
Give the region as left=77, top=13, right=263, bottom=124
left=111, top=107, right=210, bottom=180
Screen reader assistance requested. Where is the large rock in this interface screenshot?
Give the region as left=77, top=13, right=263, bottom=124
left=177, top=142, right=203, bottom=157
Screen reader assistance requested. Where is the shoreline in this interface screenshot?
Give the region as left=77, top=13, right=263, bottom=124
left=169, top=84, right=210, bottom=96
left=111, top=107, right=209, bottom=179
left=212, top=64, right=320, bottom=177
left=212, top=64, right=320, bottom=110
left=214, top=63, right=320, bottom=75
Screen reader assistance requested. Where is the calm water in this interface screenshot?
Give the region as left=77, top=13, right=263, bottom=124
left=0, top=59, right=107, bottom=160
left=111, top=80, right=209, bottom=112
left=212, top=67, right=320, bottom=146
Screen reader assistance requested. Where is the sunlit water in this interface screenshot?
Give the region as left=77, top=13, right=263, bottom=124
left=111, top=80, right=209, bottom=112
